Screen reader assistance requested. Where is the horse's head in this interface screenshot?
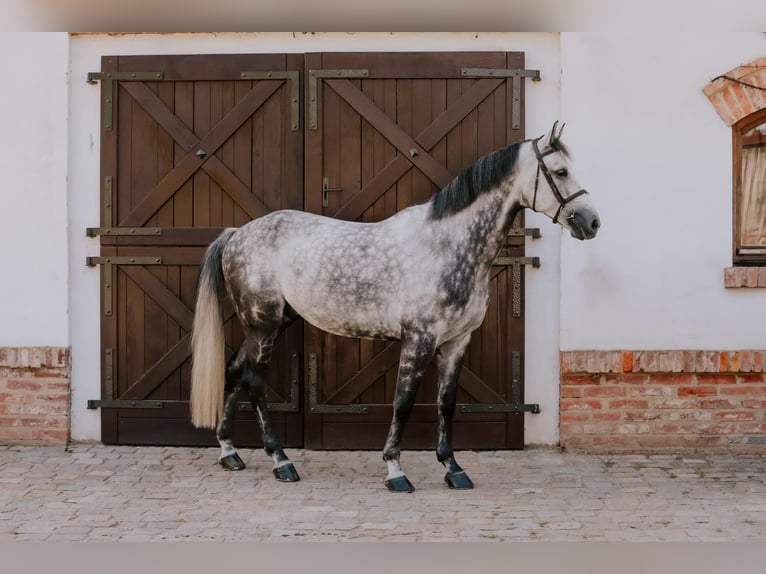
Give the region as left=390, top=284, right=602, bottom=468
left=521, top=122, right=600, bottom=240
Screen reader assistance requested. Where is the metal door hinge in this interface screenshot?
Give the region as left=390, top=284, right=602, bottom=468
left=240, top=71, right=300, bottom=131
left=509, top=226, right=541, bottom=238
left=459, top=352, right=540, bottom=414
left=87, top=227, right=162, bottom=237
left=235, top=352, right=301, bottom=412
left=460, top=68, right=540, bottom=130
left=87, top=71, right=164, bottom=131
left=308, top=69, right=369, bottom=130
left=308, top=352, right=369, bottom=414
left=492, top=256, right=540, bottom=318
left=86, top=256, right=163, bottom=316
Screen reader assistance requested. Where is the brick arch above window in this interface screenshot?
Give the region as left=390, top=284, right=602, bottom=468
left=703, top=57, right=766, bottom=126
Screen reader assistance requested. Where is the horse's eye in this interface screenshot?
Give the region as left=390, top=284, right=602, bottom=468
left=555, top=168, right=568, bottom=177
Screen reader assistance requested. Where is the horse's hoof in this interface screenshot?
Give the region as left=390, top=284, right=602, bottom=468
left=219, top=453, right=246, bottom=471
left=445, top=470, right=474, bottom=489
left=384, top=475, right=415, bottom=493
left=273, top=463, right=300, bottom=482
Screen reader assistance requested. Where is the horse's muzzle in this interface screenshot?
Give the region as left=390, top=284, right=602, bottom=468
left=569, top=209, right=600, bottom=240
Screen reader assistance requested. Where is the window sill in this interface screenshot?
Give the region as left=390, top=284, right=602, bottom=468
left=724, top=267, right=766, bottom=288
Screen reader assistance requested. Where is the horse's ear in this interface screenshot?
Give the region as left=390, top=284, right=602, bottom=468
left=547, top=120, right=560, bottom=147
left=556, top=122, right=566, bottom=141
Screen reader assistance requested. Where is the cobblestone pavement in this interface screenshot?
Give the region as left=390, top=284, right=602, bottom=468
left=2, top=444, right=766, bottom=541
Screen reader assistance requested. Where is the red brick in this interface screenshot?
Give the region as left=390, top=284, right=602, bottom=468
left=561, top=399, right=602, bottom=411
left=650, top=374, right=692, bottom=385
left=5, top=379, right=42, bottom=391
left=719, top=386, right=765, bottom=396
left=604, top=374, right=648, bottom=385
left=592, top=412, right=621, bottom=422
left=622, top=351, right=633, bottom=373
left=561, top=375, right=601, bottom=386
left=654, top=399, right=698, bottom=409
left=624, top=411, right=661, bottom=422
left=719, top=352, right=729, bottom=372
left=738, top=374, right=766, bottom=383
left=560, top=423, right=583, bottom=436
left=560, top=412, right=590, bottom=422
left=628, top=386, right=672, bottom=398
left=33, top=368, right=68, bottom=378
left=678, top=386, right=717, bottom=397
left=656, top=423, right=682, bottom=433
left=0, top=417, right=19, bottom=427
left=759, top=268, right=766, bottom=287
left=683, top=352, right=696, bottom=372
left=755, top=352, right=763, bottom=372
left=742, top=400, right=766, bottom=408
left=608, top=399, right=649, bottom=409
left=583, top=386, right=627, bottom=398
left=560, top=386, right=583, bottom=398
left=695, top=374, right=737, bottom=385
left=716, top=411, right=756, bottom=421
left=742, top=351, right=753, bottom=372
left=700, top=399, right=739, bottom=409
left=560, top=352, right=572, bottom=374
left=730, top=352, right=741, bottom=372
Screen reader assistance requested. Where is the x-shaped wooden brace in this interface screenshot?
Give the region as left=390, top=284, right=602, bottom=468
left=322, top=77, right=506, bottom=220
left=117, top=80, right=284, bottom=227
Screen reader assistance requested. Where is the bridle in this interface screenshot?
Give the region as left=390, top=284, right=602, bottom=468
left=531, top=136, right=589, bottom=224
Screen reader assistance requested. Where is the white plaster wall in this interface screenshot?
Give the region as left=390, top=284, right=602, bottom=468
left=68, top=32, right=562, bottom=443
left=0, top=32, right=69, bottom=347
left=560, top=32, right=766, bottom=352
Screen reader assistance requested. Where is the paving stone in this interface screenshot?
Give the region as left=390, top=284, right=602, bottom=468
left=3, top=446, right=766, bottom=540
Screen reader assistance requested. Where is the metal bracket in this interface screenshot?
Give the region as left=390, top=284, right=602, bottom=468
left=493, top=256, right=540, bottom=318
left=88, top=400, right=163, bottom=409
left=87, top=71, right=164, bottom=131
left=240, top=71, right=300, bottom=131
left=85, top=256, right=163, bottom=316
left=308, top=352, right=369, bottom=414
left=459, top=351, right=540, bottom=414
left=235, top=352, right=301, bottom=412
left=460, top=67, right=541, bottom=130
left=509, top=226, right=541, bottom=239
left=87, top=227, right=162, bottom=237
left=308, top=69, right=369, bottom=130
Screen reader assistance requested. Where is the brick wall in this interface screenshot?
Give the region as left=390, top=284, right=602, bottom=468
left=703, top=57, right=766, bottom=126
left=560, top=351, right=766, bottom=451
left=0, top=347, right=71, bottom=444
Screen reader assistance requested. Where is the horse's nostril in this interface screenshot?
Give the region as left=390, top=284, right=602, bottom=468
left=591, top=218, right=601, bottom=232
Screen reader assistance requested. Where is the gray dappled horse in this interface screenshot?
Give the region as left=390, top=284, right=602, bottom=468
left=190, top=121, right=600, bottom=492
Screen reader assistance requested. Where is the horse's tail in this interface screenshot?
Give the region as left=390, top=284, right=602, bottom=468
left=190, top=227, right=237, bottom=429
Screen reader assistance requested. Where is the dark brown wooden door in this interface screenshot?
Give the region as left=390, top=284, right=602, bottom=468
left=303, top=52, right=530, bottom=449
left=93, top=51, right=532, bottom=449
left=94, top=54, right=304, bottom=446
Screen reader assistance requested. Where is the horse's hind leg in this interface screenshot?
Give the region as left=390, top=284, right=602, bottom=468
left=382, top=332, right=436, bottom=493
left=435, top=334, right=474, bottom=489
left=240, top=317, right=300, bottom=482
left=215, top=347, right=247, bottom=470
left=243, top=359, right=300, bottom=482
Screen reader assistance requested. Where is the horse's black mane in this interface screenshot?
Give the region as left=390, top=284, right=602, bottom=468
left=428, top=141, right=521, bottom=220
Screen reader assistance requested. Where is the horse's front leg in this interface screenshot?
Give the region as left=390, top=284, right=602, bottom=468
left=382, top=333, right=436, bottom=493
left=435, top=334, right=474, bottom=489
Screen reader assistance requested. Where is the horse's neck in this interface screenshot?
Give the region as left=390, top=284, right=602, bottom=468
left=434, top=189, right=521, bottom=266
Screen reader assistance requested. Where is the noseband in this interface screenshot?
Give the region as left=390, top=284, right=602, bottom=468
left=531, top=137, right=588, bottom=224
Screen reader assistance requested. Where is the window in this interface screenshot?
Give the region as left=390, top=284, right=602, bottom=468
left=734, top=108, right=766, bottom=265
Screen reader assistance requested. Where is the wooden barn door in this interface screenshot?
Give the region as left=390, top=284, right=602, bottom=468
left=89, top=54, right=304, bottom=446
left=303, top=52, right=537, bottom=449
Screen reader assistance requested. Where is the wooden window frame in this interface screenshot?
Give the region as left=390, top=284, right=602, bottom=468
left=733, top=107, right=766, bottom=266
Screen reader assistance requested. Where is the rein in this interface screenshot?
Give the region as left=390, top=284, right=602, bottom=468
left=531, top=137, right=588, bottom=224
